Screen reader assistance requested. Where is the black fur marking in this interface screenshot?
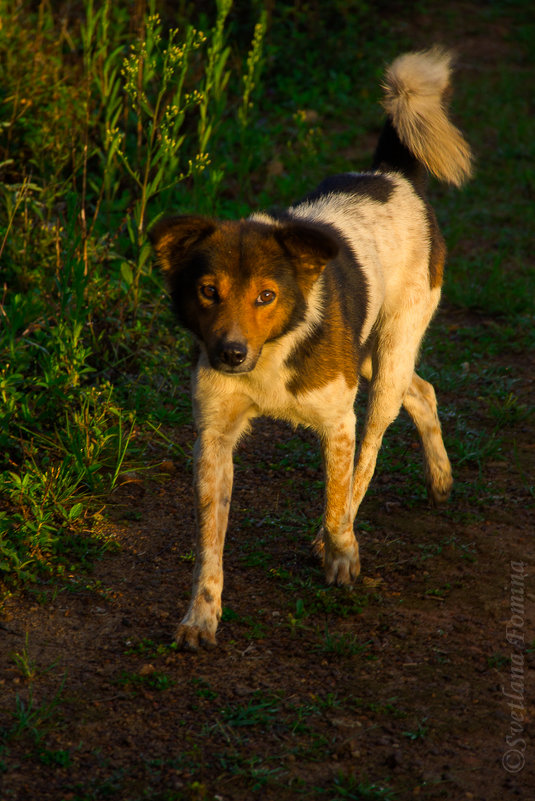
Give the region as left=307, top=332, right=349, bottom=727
left=268, top=296, right=308, bottom=341
left=265, top=263, right=309, bottom=342
left=167, top=252, right=212, bottom=337
left=301, top=172, right=395, bottom=205
left=329, top=249, right=369, bottom=340
left=372, top=117, right=428, bottom=195
left=273, top=216, right=370, bottom=347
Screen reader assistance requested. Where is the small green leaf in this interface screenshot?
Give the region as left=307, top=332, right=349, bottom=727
left=120, top=262, right=134, bottom=286
left=68, top=503, right=84, bottom=521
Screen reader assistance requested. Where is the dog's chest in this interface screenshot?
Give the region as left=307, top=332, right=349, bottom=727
left=254, top=373, right=355, bottom=430
left=194, top=335, right=357, bottom=435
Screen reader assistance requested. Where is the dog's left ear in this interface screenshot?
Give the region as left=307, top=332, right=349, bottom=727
left=148, top=215, right=216, bottom=274
left=275, top=223, right=339, bottom=274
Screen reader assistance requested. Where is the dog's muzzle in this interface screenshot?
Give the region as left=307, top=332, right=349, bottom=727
left=210, top=340, right=258, bottom=373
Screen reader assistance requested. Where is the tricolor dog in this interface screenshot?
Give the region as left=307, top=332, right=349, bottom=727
left=149, top=47, right=472, bottom=650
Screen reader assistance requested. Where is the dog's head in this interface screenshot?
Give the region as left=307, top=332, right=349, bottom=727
left=149, top=215, right=338, bottom=373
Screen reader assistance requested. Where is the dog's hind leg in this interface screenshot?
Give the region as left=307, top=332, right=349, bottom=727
left=351, top=325, right=428, bottom=522
left=402, top=372, right=453, bottom=504
left=350, top=385, right=408, bottom=522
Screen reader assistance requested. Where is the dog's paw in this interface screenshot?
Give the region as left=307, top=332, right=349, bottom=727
left=175, top=598, right=220, bottom=652
left=324, top=537, right=360, bottom=586
left=175, top=622, right=217, bottom=652
left=426, top=462, right=453, bottom=506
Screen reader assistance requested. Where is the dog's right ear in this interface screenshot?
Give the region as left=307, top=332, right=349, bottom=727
left=148, top=215, right=216, bottom=274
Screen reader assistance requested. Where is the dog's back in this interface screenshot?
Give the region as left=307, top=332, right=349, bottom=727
left=250, top=47, right=472, bottom=363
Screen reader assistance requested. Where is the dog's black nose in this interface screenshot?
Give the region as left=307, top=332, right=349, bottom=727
left=219, top=341, right=248, bottom=367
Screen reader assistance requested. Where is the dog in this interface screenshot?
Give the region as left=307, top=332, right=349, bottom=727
left=149, top=46, right=472, bottom=650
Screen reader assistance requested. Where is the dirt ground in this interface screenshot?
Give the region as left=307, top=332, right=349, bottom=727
left=0, top=306, right=533, bottom=800
left=1, top=7, right=534, bottom=800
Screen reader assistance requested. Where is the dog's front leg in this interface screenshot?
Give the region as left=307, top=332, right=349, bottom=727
left=175, top=431, right=233, bottom=650
left=317, top=412, right=360, bottom=585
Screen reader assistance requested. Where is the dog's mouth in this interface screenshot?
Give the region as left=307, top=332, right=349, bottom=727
left=213, top=361, right=256, bottom=374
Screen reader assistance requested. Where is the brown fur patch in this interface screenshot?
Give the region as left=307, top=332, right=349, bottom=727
left=426, top=205, right=447, bottom=289
left=323, top=436, right=354, bottom=532
left=149, top=215, right=216, bottom=272
left=285, top=271, right=359, bottom=395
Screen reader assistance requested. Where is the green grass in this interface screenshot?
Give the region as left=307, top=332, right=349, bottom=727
left=325, top=775, right=396, bottom=801
left=2, top=674, right=66, bottom=744
left=115, top=670, right=175, bottom=693
left=314, top=627, right=372, bottom=658
left=10, top=632, right=38, bottom=680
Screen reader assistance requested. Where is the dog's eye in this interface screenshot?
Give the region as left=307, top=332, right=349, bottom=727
left=200, top=285, right=218, bottom=302
left=256, top=290, right=276, bottom=305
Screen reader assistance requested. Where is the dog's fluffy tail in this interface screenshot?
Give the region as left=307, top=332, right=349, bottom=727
left=374, top=46, right=472, bottom=187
